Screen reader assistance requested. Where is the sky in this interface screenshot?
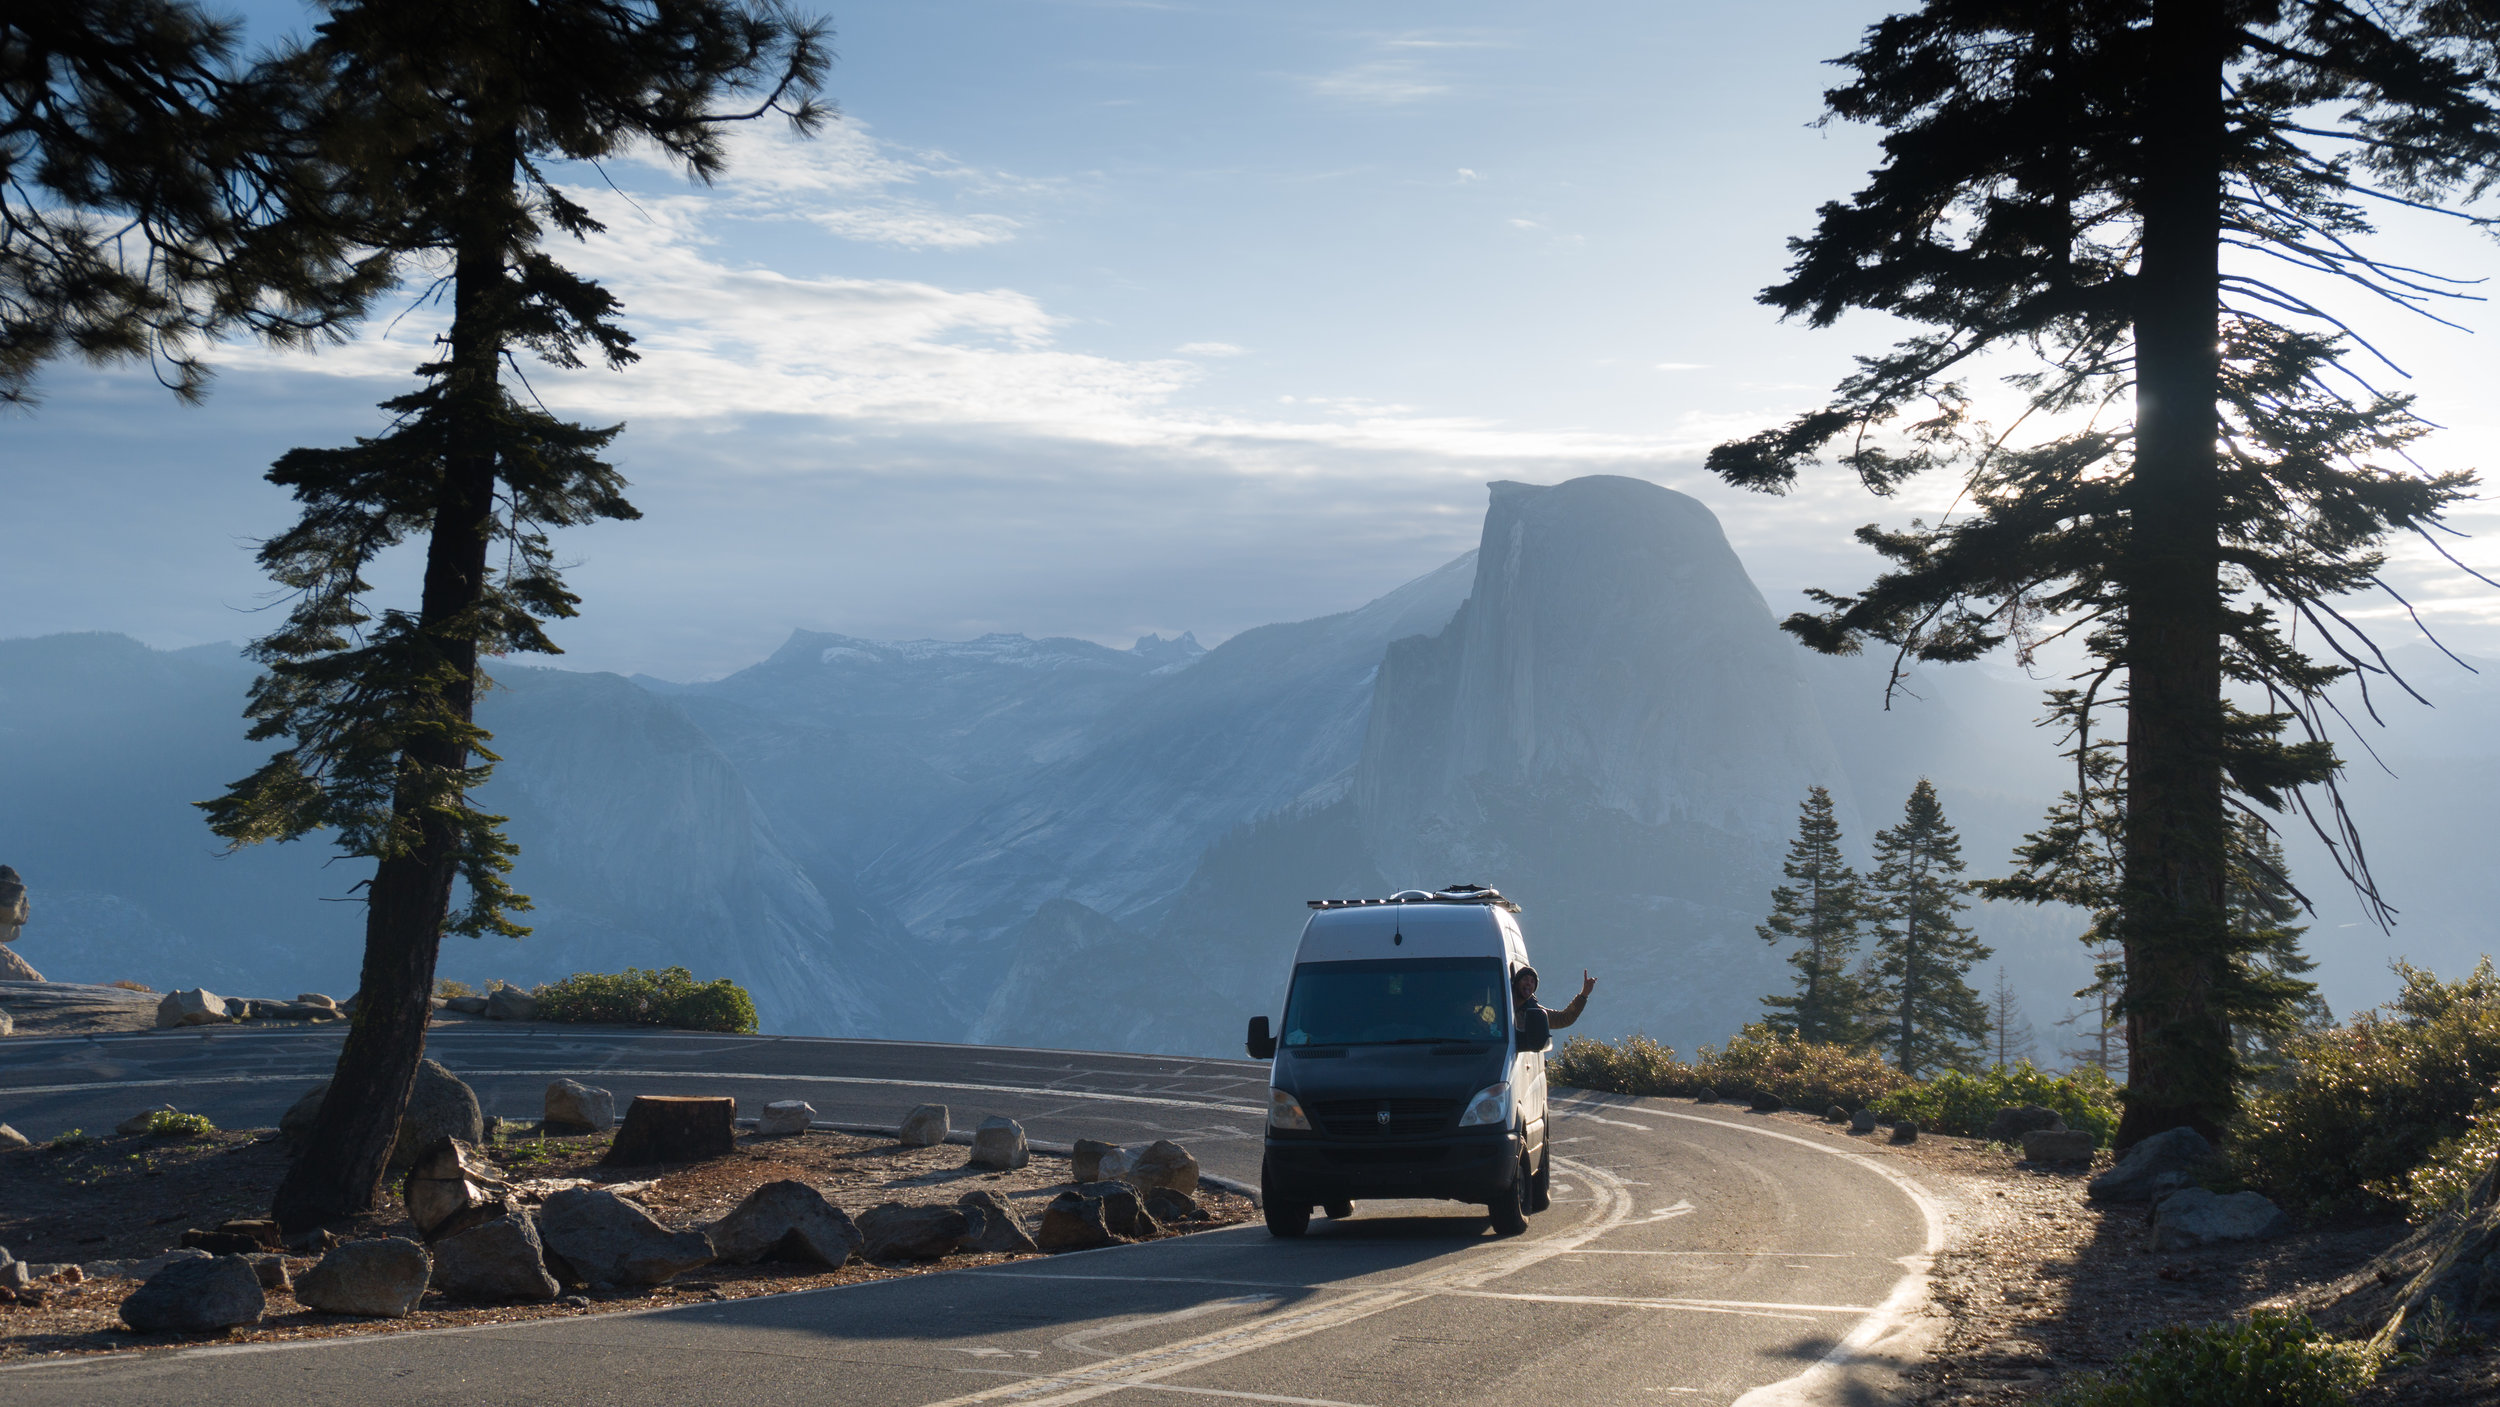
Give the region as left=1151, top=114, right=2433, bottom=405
left=11, top=0, right=2500, bottom=686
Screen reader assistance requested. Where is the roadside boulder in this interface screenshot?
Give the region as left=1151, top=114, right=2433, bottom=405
left=857, top=1202, right=969, bottom=1261
left=485, top=986, right=537, bottom=1021
left=246, top=1253, right=291, bottom=1291
left=543, top=1078, right=616, bottom=1133
left=1825, top=1105, right=1848, bottom=1123
left=1143, top=1187, right=1208, bottom=1225
left=155, top=988, right=229, bottom=1028
left=441, top=995, right=489, bottom=1015
left=1074, top=1181, right=1160, bottom=1239
left=538, top=1187, right=714, bottom=1287
left=429, top=1211, right=560, bottom=1302
left=1072, top=1138, right=1118, bottom=1182
left=283, top=1060, right=484, bottom=1169
left=707, top=1181, right=862, bottom=1268
left=0, top=948, right=38, bottom=981
left=2151, top=1188, right=2289, bottom=1250
left=119, top=1254, right=264, bottom=1332
left=899, top=1104, right=949, bottom=1147
left=181, top=1220, right=281, bottom=1254
left=1889, top=1120, right=1919, bottom=1145
left=955, top=1190, right=1041, bottom=1254
left=1987, top=1106, right=2068, bottom=1144
left=402, top=1137, right=512, bottom=1242
left=1849, top=1109, right=1878, bottom=1134
left=757, top=1100, right=815, bottom=1137
left=0, top=1009, right=13, bottom=1038
left=967, top=1116, right=1029, bottom=1170
left=296, top=1238, right=431, bottom=1318
left=1118, top=1140, right=1199, bottom=1195
left=295, top=993, right=338, bottom=1009
left=2088, top=1126, right=2213, bottom=1203
left=604, top=1095, right=737, bottom=1165
left=2023, top=1128, right=2097, bottom=1164
left=0, top=1123, right=28, bottom=1150
left=1747, top=1091, right=1785, bottom=1112
left=1037, top=1192, right=1117, bottom=1252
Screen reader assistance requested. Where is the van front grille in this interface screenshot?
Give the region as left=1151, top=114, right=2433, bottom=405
left=1333, top=1145, right=1448, bottom=1165
left=1314, top=1098, right=1458, bottom=1137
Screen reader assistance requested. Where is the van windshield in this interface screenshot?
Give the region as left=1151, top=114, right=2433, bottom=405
left=1280, top=958, right=1507, bottom=1047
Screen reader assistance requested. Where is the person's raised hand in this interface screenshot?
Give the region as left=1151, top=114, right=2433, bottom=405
left=1579, top=971, right=1597, bottom=1001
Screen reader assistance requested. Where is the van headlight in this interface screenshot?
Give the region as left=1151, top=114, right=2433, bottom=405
left=1268, top=1088, right=1312, bottom=1131
left=1458, top=1081, right=1512, bottom=1127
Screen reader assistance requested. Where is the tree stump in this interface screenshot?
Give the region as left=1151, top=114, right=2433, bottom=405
left=602, top=1095, right=737, bottom=1165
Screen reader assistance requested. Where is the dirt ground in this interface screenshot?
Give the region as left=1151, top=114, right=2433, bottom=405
left=0, top=1124, right=1252, bottom=1361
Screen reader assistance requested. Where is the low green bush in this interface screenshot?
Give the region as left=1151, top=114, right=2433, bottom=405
left=1551, top=1026, right=1908, bottom=1111
left=2234, top=959, right=2500, bottom=1218
left=140, top=1110, right=215, bottom=1139
left=1874, top=1061, right=2121, bottom=1146
left=48, top=1128, right=90, bottom=1150
left=532, top=966, right=758, bottom=1034
left=2040, top=1312, right=2373, bottom=1407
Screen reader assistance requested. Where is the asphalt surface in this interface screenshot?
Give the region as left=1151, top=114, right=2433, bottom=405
left=0, top=1026, right=1941, bottom=1406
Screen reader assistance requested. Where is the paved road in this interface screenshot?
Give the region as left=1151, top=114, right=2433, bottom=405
left=0, top=1028, right=1941, bottom=1406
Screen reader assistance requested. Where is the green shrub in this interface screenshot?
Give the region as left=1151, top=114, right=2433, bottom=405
left=435, top=979, right=478, bottom=1000
left=48, top=1128, right=90, bottom=1150
left=140, top=1110, right=215, bottom=1139
left=532, top=966, right=758, bottom=1034
left=2390, top=1093, right=2500, bottom=1222
left=1874, top=1061, right=2121, bottom=1145
left=2040, top=1312, right=2372, bottom=1407
left=1551, top=1026, right=1908, bottom=1111
left=2234, top=959, right=2500, bottom=1218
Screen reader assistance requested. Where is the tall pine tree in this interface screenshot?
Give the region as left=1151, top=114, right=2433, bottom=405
left=1706, top=1, right=2500, bottom=1141
left=200, top=0, right=827, bottom=1230
left=1758, top=785, right=1875, bottom=1047
left=1868, top=780, right=1992, bottom=1077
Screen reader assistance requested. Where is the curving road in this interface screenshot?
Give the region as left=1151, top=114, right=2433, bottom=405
left=0, top=1027, right=1941, bottom=1406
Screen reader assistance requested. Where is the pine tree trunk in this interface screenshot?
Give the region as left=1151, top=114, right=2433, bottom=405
left=272, top=132, right=515, bottom=1232
left=2116, top=0, right=2232, bottom=1146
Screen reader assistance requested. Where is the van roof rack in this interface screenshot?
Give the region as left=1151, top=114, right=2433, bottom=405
left=1308, top=884, right=1520, bottom=913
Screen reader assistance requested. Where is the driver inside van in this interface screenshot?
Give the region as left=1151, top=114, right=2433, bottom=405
left=1512, top=965, right=1595, bottom=1050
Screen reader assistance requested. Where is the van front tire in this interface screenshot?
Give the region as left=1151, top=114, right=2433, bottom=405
left=1488, top=1157, right=1531, bottom=1236
left=1265, top=1199, right=1311, bottom=1237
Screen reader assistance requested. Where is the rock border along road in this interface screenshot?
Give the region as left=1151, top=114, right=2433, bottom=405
left=0, top=1027, right=1942, bottom=1406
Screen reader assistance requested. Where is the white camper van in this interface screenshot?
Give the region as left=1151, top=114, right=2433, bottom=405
left=1245, top=886, right=1551, bottom=1237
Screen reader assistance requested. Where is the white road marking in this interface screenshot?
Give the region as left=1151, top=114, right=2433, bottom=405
left=1433, top=1288, right=1876, bottom=1317
left=910, top=1156, right=1638, bottom=1407
left=1550, top=1096, right=1951, bottom=1407
left=1561, top=1249, right=1850, bottom=1258
left=956, top=1371, right=1378, bottom=1407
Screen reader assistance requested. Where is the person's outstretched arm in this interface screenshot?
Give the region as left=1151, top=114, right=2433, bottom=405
left=1548, top=971, right=1597, bottom=1030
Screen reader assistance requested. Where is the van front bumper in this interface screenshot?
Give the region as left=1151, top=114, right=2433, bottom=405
left=1264, top=1128, right=1522, bottom=1205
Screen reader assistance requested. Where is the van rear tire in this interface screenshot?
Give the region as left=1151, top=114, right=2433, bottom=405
left=1323, top=1200, right=1354, bottom=1220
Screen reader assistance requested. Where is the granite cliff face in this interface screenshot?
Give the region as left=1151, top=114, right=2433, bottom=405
left=1075, top=477, right=1863, bottom=1053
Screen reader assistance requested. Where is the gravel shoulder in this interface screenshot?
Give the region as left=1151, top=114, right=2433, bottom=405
left=0, top=1124, right=1250, bottom=1362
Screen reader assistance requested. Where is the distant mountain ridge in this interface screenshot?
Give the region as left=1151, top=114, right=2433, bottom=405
left=6, top=475, right=2488, bottom=1050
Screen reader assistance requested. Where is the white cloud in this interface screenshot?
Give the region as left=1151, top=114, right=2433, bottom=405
left=1308, top=60, right=1449, bottom=105
left=609, top=120, right=1037, bottom=251
left=1176, top=342, right=1248, bottom=357
left=1654, top=362, right=1708, bottom=372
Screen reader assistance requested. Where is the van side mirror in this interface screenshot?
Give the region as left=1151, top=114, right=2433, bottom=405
left=1246, top=1015, right=1277, bottom=1060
